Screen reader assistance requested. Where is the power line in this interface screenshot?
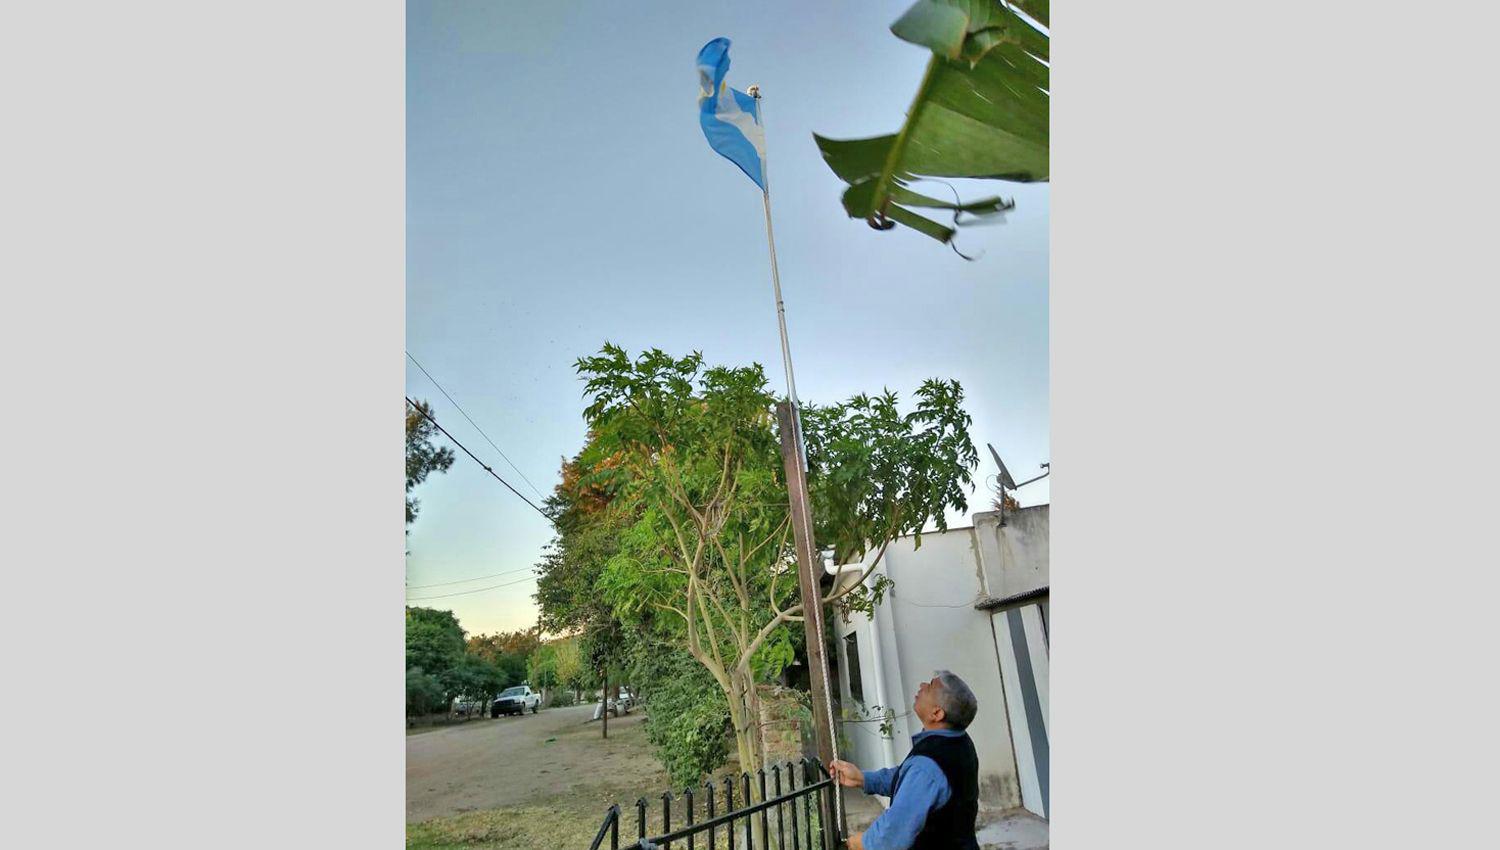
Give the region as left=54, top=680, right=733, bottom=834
left=406, top=566, right=535, bottom=590
left=406, top=574, right=537, bottom=601
left=406, top=396, right=551, bottom=522
left=406, top=351, right=548, bottom=500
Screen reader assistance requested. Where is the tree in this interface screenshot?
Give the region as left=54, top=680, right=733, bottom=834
left=802, top=380, right=981, bottom=620
left=406, top=606, right=466, bottom=677
left=534, top=448, right=641, bottom=712
left=468, top=628, right=543, bottom=660
left=573, top=345, right=977, bottom=776
left=527, top=643, right=559, bottom=694
left=407, top=399, right=455, bottom=526
left=553, top=637, right=585, bottom=695
left=468, top=629, right=540, bottom=688
left=440, top=653, right=506, bottom=708
left=406, top=667, right=446, bottom=717
left=814, top=0, right=1048, bottom=249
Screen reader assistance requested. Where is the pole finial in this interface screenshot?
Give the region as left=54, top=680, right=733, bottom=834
left=747, top=84, right=761, bottom=98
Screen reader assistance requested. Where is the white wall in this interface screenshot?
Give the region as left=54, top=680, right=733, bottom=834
left=974, top=506, right=1049, bottom=602
left=831, top=521, right=1028, bottom=813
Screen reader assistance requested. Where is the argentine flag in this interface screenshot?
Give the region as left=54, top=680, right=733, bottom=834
left=697, top=37, right=766, bottom=191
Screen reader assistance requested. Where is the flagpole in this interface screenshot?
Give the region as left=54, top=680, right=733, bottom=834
left=749, top=86, right=800, bottom=420
left=751, top=85, right=846, bottom=847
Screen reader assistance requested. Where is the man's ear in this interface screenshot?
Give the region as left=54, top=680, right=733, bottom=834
left=932, top=706, right=946, bottom=725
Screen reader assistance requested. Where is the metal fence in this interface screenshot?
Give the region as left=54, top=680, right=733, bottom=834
left=589, top=758, right=842, bottom=850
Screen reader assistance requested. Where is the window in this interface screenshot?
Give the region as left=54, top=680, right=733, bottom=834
left=844, top=632, right=864, bottom=705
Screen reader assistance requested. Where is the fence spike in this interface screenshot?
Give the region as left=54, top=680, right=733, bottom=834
left=786, top=764, right=798, bottom=850
left=773, top=765, right=785, bottom=850
left=662, top=791, right=673, bottom=849
left=706, top=780, right=717, bottom=850
left=724, top=776, right=736, bottom=850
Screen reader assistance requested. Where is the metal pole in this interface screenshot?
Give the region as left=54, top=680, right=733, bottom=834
left=752, top=89, right=811, bottom=471
left=752, top=89, right=799, bottom=411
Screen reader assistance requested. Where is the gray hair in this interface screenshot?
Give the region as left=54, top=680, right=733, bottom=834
left=933, top=670, right=979, bottom=730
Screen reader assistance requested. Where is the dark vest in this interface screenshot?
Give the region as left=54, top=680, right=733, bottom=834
left=891, top=731, right=980, bottom=850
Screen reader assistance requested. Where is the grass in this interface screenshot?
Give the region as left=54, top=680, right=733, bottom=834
left=408, top=711, right=673, bottom=850
left=407, top=714, right=498, bottom=736
left=406, top=805, right=605, bottom=850
left=406, top=708, right=836, bottom=850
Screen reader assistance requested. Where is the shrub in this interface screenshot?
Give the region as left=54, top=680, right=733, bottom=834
left=631, top=645, right=730, bottom=786
left=406, top=667, right=446, bottom=717
left=549, top=690, right=576, bottom=708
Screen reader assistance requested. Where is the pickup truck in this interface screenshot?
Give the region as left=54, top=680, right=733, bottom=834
left=491, top=685, right=541, bottom=717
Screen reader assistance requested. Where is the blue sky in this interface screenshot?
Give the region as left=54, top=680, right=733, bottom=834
left=406, top=0, right=1049, bottom=636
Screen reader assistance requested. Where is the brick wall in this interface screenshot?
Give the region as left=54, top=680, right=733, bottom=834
left=757, top=684, right=812, bottom=763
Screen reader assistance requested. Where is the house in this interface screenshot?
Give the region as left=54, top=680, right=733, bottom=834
left=829, top=505, right=1049, bottom=821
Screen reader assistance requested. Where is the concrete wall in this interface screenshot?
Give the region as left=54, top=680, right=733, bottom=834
left=830, top=519, right=1033, bottom=813
left=974, top=506, right=1049, bottom=602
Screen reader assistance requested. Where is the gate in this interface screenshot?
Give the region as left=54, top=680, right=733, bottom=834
left=589, top=758, right=842, bottom=850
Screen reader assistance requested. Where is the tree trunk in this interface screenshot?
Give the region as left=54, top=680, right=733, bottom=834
left=723, top=669, right=772, bottom=850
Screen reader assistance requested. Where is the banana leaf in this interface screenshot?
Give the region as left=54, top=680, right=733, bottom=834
left=814, top=0, right=1049, bottom=246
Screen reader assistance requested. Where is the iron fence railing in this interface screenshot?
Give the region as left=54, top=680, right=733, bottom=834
left=589, top=758, right=841, bottom=850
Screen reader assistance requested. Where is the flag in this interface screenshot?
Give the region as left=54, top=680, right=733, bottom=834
left=697, top=37, right=766, bottom=191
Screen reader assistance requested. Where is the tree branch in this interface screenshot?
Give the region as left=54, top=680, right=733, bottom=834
left=824, top=507, right=903, bottom=604
left=824, top=539, right=893, bottom=605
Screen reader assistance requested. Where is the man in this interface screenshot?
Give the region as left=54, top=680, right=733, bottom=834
left=829, top=670, right=980, bottom=850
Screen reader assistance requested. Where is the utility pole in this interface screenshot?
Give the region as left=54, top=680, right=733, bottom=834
left=777, top=401, right=844, bottom=850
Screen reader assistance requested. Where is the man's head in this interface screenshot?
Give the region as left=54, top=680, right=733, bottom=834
left=913, top=669, right=979, bottom=731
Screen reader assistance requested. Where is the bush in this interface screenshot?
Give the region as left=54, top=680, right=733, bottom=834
left=631, top=645, right=730, bottom=787
left=549, top=690, right=576, bottom=708
left=406, top=667, right=445, bottom=717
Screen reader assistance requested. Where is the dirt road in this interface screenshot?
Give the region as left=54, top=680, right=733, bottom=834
left=406, top=703, right=668, bottom=825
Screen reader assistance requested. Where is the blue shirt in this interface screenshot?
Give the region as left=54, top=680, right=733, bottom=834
left=858, top=729, right=963, bottom=850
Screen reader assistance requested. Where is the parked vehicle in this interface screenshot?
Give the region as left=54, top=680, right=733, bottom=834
left=591, top=687, right=634, bottom=721
left=450, top=696, right=485, bottom=717
left=491, top=685, right=540, bottom=717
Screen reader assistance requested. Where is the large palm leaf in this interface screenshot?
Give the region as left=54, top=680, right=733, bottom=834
left=814, top=0, right=1049, bottom=247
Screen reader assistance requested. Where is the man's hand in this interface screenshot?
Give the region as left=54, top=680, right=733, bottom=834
left=828, top=759, right=864, bottom=788
left=846, top=830, right=865, bottom=850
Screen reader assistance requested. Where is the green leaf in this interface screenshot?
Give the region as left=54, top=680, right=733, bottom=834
left=884, top=204, right=955, bottom=243
left=890, top=1, right=970, bottom=58
left=815, top=134, right=897, bottom=185
left=815, top=0, right=1048, bottom=246
left=1014, top=0, right=1048, bottom=28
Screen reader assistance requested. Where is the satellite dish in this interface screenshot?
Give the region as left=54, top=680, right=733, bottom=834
left=988, top=444, right=1019, bottom=491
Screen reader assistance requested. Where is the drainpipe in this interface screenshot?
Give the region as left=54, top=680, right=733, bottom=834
left=826, top=554, right=901, bottom=772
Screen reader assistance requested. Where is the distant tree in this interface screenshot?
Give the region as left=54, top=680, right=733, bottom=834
left=553, top=638, right=585, bottom=694
left=406, top=607, right=465, bottom=677
left=468, top=629, right=538, bottom=689
left=468, top=628, right=542, bottom=662
left=407, top=399, right=455, bottom=526
left=527, top=643, right=559, bottom=694
left=406, top=667, right=446, bottom=717
left=440, top=653, right=506, bottom=708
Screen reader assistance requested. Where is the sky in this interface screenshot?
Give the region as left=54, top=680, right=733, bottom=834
left=405, top=0, right=1050, bottom=637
